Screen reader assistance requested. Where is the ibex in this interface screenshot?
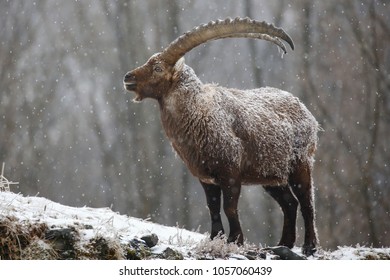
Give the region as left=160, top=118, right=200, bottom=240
left=123, top=17, right=319, bottom=255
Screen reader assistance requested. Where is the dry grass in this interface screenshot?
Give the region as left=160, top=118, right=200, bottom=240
left=0, top=215, right=126, bottom=260
left=194, top=234, right=256, bottom=259
left=81, top=236, right=124, bottom=260
left=21, top=238, right=59, bottom=260
left=0, top=216, right=48, bottom=259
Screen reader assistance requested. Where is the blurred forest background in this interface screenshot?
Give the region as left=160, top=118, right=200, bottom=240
left=1, top=0, right=389, bottom=250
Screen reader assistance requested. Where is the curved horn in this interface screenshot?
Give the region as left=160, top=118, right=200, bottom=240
left=219, top=33, right=290, bottom=54
left=161, top=17, right=294, bottom=65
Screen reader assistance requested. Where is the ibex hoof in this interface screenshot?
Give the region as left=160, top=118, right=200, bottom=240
left=302, top=244, right=317, bottom=256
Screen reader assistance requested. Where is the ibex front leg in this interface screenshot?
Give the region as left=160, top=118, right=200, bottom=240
left=222, top=180, right=243, bottom=245
left=201, top=181, right=224, bottom=240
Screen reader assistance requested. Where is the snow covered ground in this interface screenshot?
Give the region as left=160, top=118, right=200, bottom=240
left=1, top=191, right=389, bottom=260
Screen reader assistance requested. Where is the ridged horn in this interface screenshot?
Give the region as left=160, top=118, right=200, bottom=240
left=161, top=17, right=294, bottom=65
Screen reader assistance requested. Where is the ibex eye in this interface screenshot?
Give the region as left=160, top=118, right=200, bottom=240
left=154, top=66, right=162, bottom=72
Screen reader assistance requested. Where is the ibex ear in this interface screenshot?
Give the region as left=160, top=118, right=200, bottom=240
left=173, top=57, right=185, bottom=77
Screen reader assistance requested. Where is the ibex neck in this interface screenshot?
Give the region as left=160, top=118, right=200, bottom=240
left=158, top=64, right=203, bottom=109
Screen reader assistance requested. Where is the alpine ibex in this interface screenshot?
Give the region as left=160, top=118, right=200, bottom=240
left=123, top=17, right=319, bottom=255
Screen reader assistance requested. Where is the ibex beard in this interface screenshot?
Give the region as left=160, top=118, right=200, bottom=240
left=123, top=17, right=319, bottom=256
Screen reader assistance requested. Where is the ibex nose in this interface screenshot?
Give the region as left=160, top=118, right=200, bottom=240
left=123, top=72, right=135, bottom=83
left=123, top=72, right=137, bottom=91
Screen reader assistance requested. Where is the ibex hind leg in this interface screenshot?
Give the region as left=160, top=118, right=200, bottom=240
left=263, top=185, right=298, bottom=249
left=289, top=161, right=318, bottom=256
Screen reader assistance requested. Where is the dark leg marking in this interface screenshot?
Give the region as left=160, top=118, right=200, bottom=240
left=201, top=181, right=224, bottom=240
left=263, top=185, right=298, bottom=248
left=289, top=162, right=318, bottom=256
left=221, top=180, right=243, bottom=245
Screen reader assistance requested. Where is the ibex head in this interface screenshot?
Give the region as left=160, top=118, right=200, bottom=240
left=123, top=17, right=294, bottom=101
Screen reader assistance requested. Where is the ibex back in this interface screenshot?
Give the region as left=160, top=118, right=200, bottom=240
left=123, top=17, right=319, bottom=256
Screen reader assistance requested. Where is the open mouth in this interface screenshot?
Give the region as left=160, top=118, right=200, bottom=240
left=124, top=82, right=137, bottom=92
left=123, top=82, right=142, bottom=102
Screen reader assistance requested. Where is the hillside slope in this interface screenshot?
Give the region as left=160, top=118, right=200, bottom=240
left=1, top=191, right=389, bottom=260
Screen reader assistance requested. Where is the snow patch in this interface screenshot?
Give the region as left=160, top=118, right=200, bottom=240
left=1, top=191, right=389, bottom=260
left=0, top=191, right=205, bottom=259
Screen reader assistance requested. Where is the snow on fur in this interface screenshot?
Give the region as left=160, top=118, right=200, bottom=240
left=161, top=64, right=318, bottom=186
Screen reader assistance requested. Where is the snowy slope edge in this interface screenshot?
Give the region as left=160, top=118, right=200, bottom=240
left=0, top=191, right=205, bottom=259
left=1, top=191, right=389, bottom=260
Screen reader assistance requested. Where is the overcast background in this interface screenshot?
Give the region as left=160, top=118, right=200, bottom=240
left=1, top=0, right=389, bottom=249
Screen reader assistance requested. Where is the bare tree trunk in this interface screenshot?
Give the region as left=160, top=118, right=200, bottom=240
left=356, top=1, right=383, bottom=247
left=244, top=0, right=263, bottom=87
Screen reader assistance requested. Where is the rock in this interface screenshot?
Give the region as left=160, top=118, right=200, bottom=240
left=229, top=254, right=248, bottom=260
left=265, top=246, right=307, bottom=260
left=141, top=233, right=158, bottom=248
left=45, top=228, right=75, bottom=247
left=86, top=236, right=122, bottom=260
left=160, top=247, right=183, bottom=260
left=126, top=238, right=151, bottom=260
left=45, top=228, right=77, bottom=259
left=245, top=250, right=266, bottom=260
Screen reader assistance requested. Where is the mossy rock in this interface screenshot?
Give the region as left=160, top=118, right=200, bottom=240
left=159, top=247, right=183, bottom=260
left=124, top=239, right=152, bottom=260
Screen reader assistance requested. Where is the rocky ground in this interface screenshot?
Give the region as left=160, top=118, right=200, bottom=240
left=1, top=191, right=389, bottom=260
